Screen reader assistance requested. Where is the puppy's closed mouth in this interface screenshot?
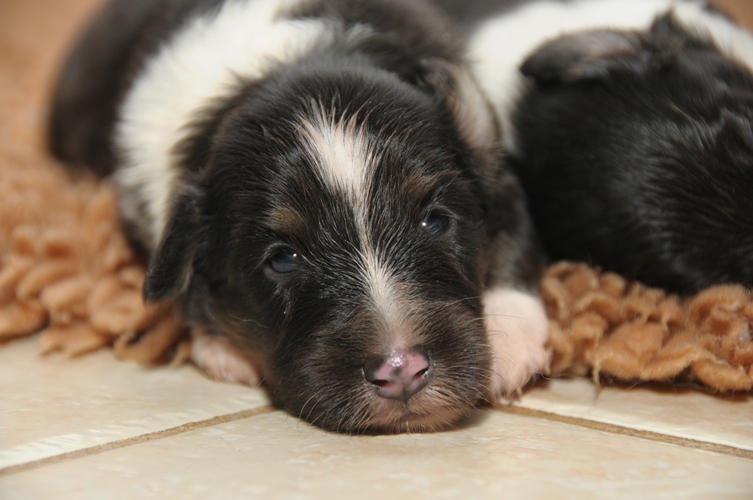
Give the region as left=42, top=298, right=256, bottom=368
left=294, top=382, right=483, bottom=435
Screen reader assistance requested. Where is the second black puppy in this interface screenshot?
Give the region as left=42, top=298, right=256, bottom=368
left=441, top=0, right=753, bottom=294
left=50, top=0, right=550, bottom=433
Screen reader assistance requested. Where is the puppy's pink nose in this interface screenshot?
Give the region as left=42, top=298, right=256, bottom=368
left=363, top=347, right=432, bottom=401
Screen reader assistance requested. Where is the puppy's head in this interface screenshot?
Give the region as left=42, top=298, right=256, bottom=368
left=515, top=11, right=753, bottom=293
left=143, top=60, right=517, bottom=433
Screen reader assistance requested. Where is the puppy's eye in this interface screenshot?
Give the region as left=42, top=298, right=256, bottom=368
left=267, top=250, right=301, bottom=275
left=420, top=213, right=452, bottom=237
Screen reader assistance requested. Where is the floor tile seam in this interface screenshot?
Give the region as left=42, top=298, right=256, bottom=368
left=0, top=405, right=278, bottom=478
left=496, top=405, right=753, bottom=460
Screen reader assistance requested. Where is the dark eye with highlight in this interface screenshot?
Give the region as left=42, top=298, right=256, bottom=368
left=267, top=249, right=301, bottom=275
left=420, top=213, right=452, bottom=238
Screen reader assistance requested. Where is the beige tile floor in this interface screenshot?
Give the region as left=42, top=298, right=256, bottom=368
left=1, top=336, right=751, bottom=498
left=1, top=0, right=752, bottom=498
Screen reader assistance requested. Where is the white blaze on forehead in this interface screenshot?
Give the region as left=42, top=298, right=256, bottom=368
left=299, top=107, right=378, bottom=203
left=116, top=0, right=333, bottom=249
left=300, top=107, right=414, bottom=347
left=465, top=0, right=746, bottom=155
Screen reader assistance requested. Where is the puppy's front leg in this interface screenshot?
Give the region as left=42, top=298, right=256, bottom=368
left=483, top=287, right=551, bottom=399
left=190, top=328, right=265, bottom=387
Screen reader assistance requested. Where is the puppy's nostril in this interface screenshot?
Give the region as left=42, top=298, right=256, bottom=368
left=363, top=347, right=432, bottom=401
left=370, top=378, right=392, bottom=389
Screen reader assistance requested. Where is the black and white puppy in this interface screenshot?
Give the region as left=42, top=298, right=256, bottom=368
left=439, top=0, right=753, bottom=294
left=50, top=0, right=550, bottom=433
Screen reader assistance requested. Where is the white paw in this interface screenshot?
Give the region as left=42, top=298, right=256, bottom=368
left=190, top=328, right=265, bottom=387
left=483, top=288, right=551, bottom=399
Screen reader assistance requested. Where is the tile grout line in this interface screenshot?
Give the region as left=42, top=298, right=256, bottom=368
left=0, top=405, right=277, bottom=478
left=3, top=403, right=750, bottom=479
left=497, top=405, right=753, bottom=460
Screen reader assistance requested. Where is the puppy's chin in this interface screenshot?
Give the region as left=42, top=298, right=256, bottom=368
left=277, top=368, right=489, bottom=434
left=285, top=393, right=481, bottom=435
left=360, top=396, right=475, bottom=435
left=188, top=331, right=486, bottom=433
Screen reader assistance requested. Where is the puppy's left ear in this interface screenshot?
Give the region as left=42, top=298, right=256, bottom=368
left=421, top=59, right=545, bottom=289
left=419, top=57, right=507, bottom=214
left=521, top=30, right=646, bottom=84
left=421, top=58, right=500, bottom=160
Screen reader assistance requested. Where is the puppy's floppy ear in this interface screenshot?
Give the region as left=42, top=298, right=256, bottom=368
left=421, top=58, right=523, bottom=212
left=420, top=58, right=507, bottom=211
left=420, top=58, right=500, bottom=155
left=420, top=59, right=545, bottom=290
left=521, top=30, right=645, bottom=83
left=143, top=185, right=204, bottom=303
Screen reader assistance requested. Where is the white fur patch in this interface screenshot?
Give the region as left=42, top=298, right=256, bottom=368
left=299, top=107, right=378, bottom=202
left=190, top=328, right=264, bottom=386
left=466, top=0, right=750, bottom=155
left=444, top=66, right=498, bottom=154
left=483, top=288, right=551, bottom=398
left=116, top=0, right=334, bottom=249
left=300, top=107, right=412, bottom=347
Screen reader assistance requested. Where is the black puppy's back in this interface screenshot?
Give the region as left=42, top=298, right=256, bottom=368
left=433, top=0, right=753, bottom=294
left=514, top=15, right=753, bottom=293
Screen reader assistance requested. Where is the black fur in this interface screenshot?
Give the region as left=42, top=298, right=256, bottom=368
left=514, top=13, right=753, bottom=294
left=432, top=0, right=753, bottom=294
left=429, top=0, right=532, bottom=31
left=50, top=0, right=543, bottom=433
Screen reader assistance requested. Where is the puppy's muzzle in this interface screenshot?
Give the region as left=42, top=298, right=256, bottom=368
left=363, top=346, right=432, bottom=402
